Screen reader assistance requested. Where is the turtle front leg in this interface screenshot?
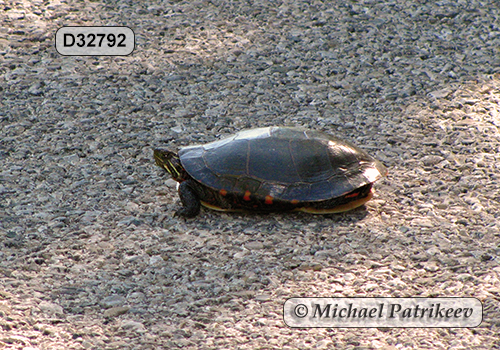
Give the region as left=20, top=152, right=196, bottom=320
left=175, top=180, right=201, bottom=218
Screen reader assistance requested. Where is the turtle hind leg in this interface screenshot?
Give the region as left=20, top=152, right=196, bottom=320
left=175, top=180, right=201, bottom=218
left=297, top=184, right=374, bottom=214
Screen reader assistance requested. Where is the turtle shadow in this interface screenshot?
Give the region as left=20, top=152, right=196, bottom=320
left=180, top=203, right=371, bottom=224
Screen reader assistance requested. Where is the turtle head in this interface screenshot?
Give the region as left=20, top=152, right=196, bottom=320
left=153, top=149, right=188, bottom=182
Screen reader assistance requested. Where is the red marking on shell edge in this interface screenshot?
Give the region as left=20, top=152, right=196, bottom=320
left=243, top=190, right=251, bottom=201
left=345, top=192, right=359, bottom=198
left=219, top=189, right=227, bottom=196
left=265, top=195, right=273, bottom=205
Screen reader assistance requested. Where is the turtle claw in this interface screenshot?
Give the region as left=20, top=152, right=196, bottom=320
left=173, top=207, right=198, bottom=218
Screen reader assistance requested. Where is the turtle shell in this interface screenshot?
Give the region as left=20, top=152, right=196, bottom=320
left=178, top=127, right=386, bottom=203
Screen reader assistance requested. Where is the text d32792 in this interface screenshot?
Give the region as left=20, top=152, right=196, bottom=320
left=55, top=26, right=135, bottom=56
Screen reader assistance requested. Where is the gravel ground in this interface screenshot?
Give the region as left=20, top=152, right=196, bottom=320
left=1, top=0, right=500, bottom=349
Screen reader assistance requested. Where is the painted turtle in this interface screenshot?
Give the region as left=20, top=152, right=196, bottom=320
left=154, top=126, right=386, bottom=217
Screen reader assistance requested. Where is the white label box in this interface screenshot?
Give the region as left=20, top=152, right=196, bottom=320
left=55, top=26, right=135, bottom=56
left=283, top=297, right=482, bottom=328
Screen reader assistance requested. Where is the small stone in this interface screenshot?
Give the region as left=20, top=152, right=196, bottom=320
left=61, top=154, right=80, bottom=165
left=435, top=202, right=448, bottom=210
left=428, top=88, right=452, bottom=99
left=39, top=301, right=64, bottom=316
left=298, top=263, right=322, bottom=271
left=422, top=261, right=439, bottom=272
left=101, top=295, right=126, bottom=308
left=120, top=320, right=146, bottom=333
left=245, top=241, right=263, bottom=250
left=234, top=251, right=248, bottom=259
left=166, top=75, right=185, bottom=82
left=165, top=179, right=178, bottom=188
left=82, top=340, right=93, bottom=349
left=421, top=155, right=444, bottom=166
left=411, top=218, right=434, bottom=228
left=104, top=306, right=130, bottom=318
left=149, top=255, right=164, bottom=266
left=480, top=253, right=493, bottom=261
left=255, top=294, right=271, bottom=301
left=457, top=274, right=474, bottom=282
